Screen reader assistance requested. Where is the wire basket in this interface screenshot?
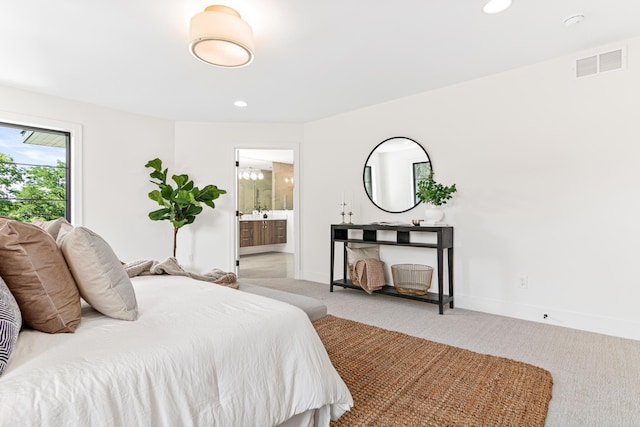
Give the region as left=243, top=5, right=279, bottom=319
left=391, top=264, right=433, bottom=296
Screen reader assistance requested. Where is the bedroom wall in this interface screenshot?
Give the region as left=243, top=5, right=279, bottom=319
left=302, top=36, right=640, bottom=340
left=173, top=122, right=303, bottom=274
left=0, top=85, right=175, bottom=262
left=3, top=37, right=638, bottom=340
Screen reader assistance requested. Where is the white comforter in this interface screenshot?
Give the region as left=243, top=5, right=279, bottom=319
left=0, top=276, right=352, bottom=426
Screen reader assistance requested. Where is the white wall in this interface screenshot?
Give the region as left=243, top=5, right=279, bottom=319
left=303, top=37, right=640, bottom=340
left=0, top=85, right=175, bottom=261
left=173, top=122, right=303, bottom=274
left=3, top=36, right=639, bottom=340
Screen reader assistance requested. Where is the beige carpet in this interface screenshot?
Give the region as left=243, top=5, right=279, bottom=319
left=314, top=315, right=553, bottom=427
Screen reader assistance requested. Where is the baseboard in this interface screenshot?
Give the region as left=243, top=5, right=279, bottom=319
left=301, top=271, right=327, bottom=285
left=455, top=295, right=640, bottom=341
left=298, top=271, right=640, bottom=341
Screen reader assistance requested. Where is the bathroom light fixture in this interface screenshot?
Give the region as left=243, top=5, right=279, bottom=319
left=189, top=5, right=254, bottom=68
left=483, top=0, right=512, bottom=14
left=239, top=168, right=263, bottom=180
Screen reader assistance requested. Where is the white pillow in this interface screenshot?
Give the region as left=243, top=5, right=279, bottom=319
left=58, top=226, right=138, bottom=321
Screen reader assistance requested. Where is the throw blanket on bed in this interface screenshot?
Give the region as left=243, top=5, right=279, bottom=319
left=353, top=258, right=385, bottom=294
left=124, top=257, right=238, bottom=288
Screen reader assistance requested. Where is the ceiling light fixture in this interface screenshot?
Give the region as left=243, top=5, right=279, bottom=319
left=189, top=5, right=254, bottom=68
left=483, top=0, right=512, bottom=14
left=234, top=100, right=248, bottom=107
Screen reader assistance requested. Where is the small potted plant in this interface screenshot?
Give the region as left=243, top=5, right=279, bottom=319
left=416, top=170, right=457, bottom=224
left=254, top=204, right=268, bottom=218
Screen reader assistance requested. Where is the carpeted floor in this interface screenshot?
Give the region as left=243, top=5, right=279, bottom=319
left=242, top=273, right=640, bottom=426
left=314, top=315, right=553, bottom=427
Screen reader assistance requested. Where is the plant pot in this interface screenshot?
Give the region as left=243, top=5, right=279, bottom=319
left=424, top=204, right=444, bottom=224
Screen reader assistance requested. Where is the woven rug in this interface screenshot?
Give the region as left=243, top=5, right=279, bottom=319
left=313, top=315, right=553, bottom=427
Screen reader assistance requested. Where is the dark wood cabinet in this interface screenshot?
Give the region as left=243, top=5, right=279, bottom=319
left=330, top=223, right=454, bottom=314
left=240, top=219, right=287, bottom=247
left=239, top=221, right=253, bottom=247
left=274, top=220, right=287, bottom=244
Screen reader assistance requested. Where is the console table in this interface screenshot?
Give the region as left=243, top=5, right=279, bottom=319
left=330, top=223, right=454, bottom=314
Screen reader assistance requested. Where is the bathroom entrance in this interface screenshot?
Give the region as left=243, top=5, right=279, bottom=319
left=236, top=149, right=295, bottom=279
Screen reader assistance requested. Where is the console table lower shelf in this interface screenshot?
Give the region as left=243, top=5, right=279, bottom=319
left=331, top=280, right=454, bottom=308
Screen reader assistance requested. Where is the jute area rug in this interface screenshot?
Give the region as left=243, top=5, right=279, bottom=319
left=313, top=315, right=553, bottom=427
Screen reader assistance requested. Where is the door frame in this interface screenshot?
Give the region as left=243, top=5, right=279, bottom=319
left=233, top=144, right=300, bottom=279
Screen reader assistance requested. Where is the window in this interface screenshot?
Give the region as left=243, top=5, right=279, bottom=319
left=412, top=161, right=431, bottom=204
left=0, top=122, right=70, bottom=222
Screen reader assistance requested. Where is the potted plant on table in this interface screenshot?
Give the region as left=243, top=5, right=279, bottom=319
left=145, top=158, right=226, bottom=257
left=416, top=170, right=457, bottom=224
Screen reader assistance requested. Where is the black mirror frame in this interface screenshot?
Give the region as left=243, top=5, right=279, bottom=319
left=362, top=136, right=432, bottom=214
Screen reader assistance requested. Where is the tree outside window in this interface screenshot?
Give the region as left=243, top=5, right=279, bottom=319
left=0, top=124, right=69, bottom=222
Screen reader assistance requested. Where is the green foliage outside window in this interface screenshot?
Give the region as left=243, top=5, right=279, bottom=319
left=0, top=152, right=66, bottom=221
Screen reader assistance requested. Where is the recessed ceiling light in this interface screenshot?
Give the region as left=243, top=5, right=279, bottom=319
left=483, top=0, right=512, bottom=14
left=234, top=100, right=248, bottom=107
left=563, top=14, right=585, bottom=27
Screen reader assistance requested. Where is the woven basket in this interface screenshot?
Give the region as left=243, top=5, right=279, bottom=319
left=391, top=264, right=433, bottom=295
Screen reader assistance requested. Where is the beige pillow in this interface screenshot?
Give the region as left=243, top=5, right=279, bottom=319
left=58, top=226, right=138, bottom=321
left=0, top=218, right=81, bottom=333
left=31, top=217, right=72, bottom=240
left=346, top=245, right=380, bottom=263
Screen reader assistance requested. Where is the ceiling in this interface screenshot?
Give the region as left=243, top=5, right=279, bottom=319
left=2, top=1, right=640, bottom=123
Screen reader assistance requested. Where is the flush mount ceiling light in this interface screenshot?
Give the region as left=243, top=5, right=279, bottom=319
left=189, top=5, right=254, bottom=68
left=234, top=100, right=248, bottom=107
left=483, top=0, right=512, bottom=14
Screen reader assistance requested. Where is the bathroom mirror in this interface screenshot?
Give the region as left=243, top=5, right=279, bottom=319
left=363, top=137, right=432, bottom=213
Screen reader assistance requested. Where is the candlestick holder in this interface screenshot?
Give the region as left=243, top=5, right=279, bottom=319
left=347, top=211, right=353, bottom=224
left=340, top=202, right=347, bottom=224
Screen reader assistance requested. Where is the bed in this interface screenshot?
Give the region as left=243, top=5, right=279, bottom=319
left=0, top=275, right=353, bottom=426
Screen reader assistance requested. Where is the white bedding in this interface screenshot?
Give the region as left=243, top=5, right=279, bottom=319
left=0, top=276, right=352, bottom=426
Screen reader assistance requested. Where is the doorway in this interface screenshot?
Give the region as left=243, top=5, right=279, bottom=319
left=236, top=149, right=295, bottom=279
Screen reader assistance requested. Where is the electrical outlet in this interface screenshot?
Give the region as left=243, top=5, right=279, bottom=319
left=518, top=276, right=528, bottom=289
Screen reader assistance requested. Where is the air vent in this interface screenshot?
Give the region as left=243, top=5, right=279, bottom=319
left=575, top=48, right=625, bottom=78
left=576, top=56, right=597, bottom=77
left=599, top=49, right=623, bottom=72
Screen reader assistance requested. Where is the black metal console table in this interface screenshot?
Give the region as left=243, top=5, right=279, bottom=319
left=330, top=223, right=454, bottom=314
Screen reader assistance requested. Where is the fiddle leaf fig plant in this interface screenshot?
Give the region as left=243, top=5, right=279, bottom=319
left=416, top=170, right=457, bottom=206
left=145, top=158, right=226, bottom=257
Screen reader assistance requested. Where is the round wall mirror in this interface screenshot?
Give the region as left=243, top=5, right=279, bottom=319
left=363, top=137, right=432, bottom=213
